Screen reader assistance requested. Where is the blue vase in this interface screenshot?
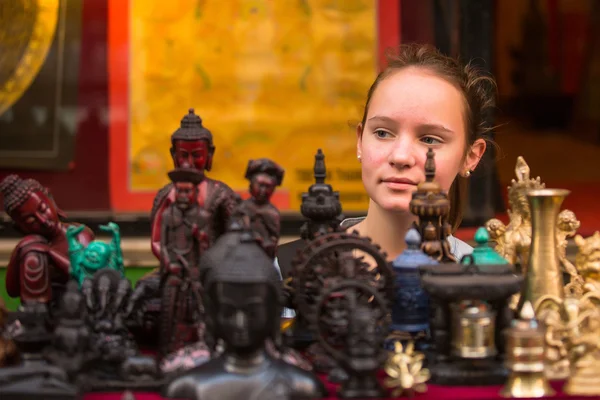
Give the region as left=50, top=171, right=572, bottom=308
left=391, top=228, right=437, bottom=333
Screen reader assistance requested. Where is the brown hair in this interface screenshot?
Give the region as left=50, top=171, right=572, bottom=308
left=359, top=43, right=497, bottom=231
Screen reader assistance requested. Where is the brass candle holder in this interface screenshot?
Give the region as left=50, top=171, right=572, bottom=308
left=500, top=301, right=554, bottom=398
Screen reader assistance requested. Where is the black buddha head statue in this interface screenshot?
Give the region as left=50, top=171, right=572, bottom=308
left=203, top=231, right=282, bottom=355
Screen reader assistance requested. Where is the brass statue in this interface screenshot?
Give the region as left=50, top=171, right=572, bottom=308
left=486, top=157, right=545, bottom=272
left=535, top=291, right=600, bottom=382
left=558, top=210, right=584, bottom=297
left=574, top=232, right=600, bottom=294
left=383, top=341, right=430, bottom=397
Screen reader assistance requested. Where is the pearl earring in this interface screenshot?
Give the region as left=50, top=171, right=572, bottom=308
left=357, top=155, right=361, bottom=161
left=464, top=170, right=471, bottom=177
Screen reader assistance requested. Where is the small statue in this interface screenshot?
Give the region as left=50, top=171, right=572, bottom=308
left=384, top=341, right=430, bottom=397
left=78, top=269, right=160, bottom=391
left=574, top=232, right=600, bottom=294
left=536, top=291, right=600, bottom=382
left=234, top=158, right=285, bottom=259
left=0, top=297, right=18, bottom=367
left=409, top=149, right=456, bottom=263
left=66, top=222, right=125, bottom=288
left=164, top=231, right=326, bottom=400
left=556, top=210, right=583, bottom=296
left=485, top=157, right=546, bottom=271
left=158, top=168, right=209, bottom=358
left=316, top=279, right=390, bottom=398
left=0, top=175, right=94, bottom=305
left=43, top=281, right=94, bottom=379
left=150, top=109, right=239, bottom=259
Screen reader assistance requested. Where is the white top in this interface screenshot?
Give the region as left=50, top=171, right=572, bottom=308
left=274, top=217, right=473, bottom=318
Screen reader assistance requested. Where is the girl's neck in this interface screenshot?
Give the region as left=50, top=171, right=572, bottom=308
left=350, top=200, right=417, bottom=261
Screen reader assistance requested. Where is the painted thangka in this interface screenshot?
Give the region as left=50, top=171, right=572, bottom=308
left=129, top=0, right=376, bottom=211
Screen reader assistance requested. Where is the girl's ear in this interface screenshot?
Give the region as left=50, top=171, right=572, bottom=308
left=463, top=138, right=486, bottom=173
left=356, top=123, right=364, bottom=159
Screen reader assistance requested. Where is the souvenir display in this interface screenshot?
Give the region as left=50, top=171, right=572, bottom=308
left=2, top=109, right=598, bottom=399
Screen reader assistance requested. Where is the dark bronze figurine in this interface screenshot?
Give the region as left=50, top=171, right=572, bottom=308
left=234, top=158, right=284, bottom=259
left=164, top=231, right=326, bottom=400
left=158, top=168, right=210, bottom=358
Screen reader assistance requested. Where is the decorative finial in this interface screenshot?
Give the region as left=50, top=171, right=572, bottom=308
left=405, top=228, right=421, bottom=250
left=520, top=301, right=535, bottom=320
left=424, top=148, right=436, bottom=182
left=188, top=108, right=194, bottom=114
left=314, top=149, right=326, bottom=184
left=474, top=227, right=490, bottom=246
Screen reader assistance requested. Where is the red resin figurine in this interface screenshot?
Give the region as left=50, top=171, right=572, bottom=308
left=234, top=158, right=284, bottom=259
left=159, top=168, right=210, bottom=357
left=150, top=109, right=238, bottom=260
left=0, top=175, right=94, bottom=304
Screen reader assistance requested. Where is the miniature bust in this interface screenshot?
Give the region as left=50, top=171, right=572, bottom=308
left=164, top=232, right=326, bottom=400
left=150, top=109, right=239, bottom=259
left=159, top=168, right=210, bottom=357
left=0, top=175, right=94, bottom=304
left=234, top=158, right=285, bottom=259
left=67, top=222, right=125, bottom=287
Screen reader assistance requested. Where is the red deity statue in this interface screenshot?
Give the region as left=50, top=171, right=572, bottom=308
left=150, top=109, right=239, bottom=260
left=0, top=175, right=94, bottom=304
left=234, top=159, right=284, bottom=259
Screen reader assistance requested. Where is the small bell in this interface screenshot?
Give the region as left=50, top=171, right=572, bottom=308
left=500, top=301, right=554, bottom=398
left=391, top=229, right=437, bottom=333
left=451, top=300, right=497, bottom=359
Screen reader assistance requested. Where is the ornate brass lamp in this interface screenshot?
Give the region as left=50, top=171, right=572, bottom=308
left=500, top=301, right=554, bottom=398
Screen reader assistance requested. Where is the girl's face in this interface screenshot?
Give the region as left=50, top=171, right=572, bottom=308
left=357, top=67, right=485, bottom=212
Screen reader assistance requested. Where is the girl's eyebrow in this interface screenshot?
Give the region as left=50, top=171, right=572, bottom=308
left=418, top=123, right=454, bottom=134
left=367, top=115, right=398, bottom=126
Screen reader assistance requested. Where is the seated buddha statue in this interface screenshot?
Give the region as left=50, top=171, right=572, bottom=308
left=0, top=175, right=94, bottom=305
left=163, top=231, right=326, bottom=400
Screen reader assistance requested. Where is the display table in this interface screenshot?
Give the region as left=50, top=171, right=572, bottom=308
left=83, top=379, right=591, bottom=400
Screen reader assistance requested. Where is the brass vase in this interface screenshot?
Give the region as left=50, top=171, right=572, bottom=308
left=519, top=189, right=569, bottom=311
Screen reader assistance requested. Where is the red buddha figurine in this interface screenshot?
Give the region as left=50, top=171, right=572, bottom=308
left=0, top=175, right=94, bottom=304
left=150, top=109, right=239, bottom=260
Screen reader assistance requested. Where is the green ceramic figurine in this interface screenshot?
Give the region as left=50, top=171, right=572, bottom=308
left=67, top=222, right=125, bottom=287
left=462, top=227, right=509, bottom=266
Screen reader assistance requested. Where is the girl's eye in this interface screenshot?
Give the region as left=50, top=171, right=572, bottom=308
left=374, top=129, right=391, bottom=139
left=421, top=136, right=442, bottom=145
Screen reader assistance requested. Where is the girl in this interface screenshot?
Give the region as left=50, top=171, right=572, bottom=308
left=277, top=43, right=495, bottom=276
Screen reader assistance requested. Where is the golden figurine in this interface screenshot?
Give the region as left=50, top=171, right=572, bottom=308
left=500, top=301, right=554, bottom=398
left=557, top=210, right=584, bottom=297
left=574, top=232, right=600, bottom=294
left=0, top=298, right=18, bottom=367
left=383, top=341, right=430, bottom=397
left=486, top=156, right=545, bottom=272
left=535, top=291, right=600, bottom=381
